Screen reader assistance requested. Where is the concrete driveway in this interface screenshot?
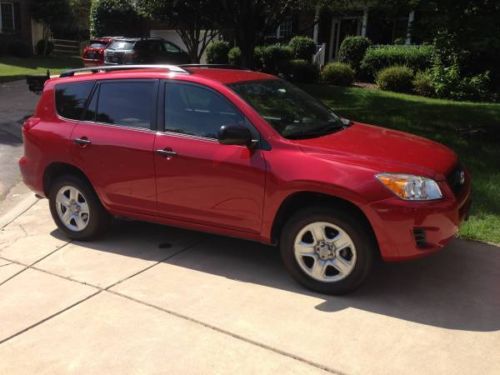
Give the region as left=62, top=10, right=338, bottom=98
left=0, top=198, right=499, bottom=374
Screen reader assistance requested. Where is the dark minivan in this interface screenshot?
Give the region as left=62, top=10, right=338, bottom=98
left=104, top=38, right=190, bottom=65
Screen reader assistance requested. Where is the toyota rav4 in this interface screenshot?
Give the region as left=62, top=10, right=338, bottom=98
left=19, top=65, right=471, bottom=294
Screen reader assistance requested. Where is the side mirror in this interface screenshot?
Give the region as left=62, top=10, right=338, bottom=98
left=218, top=125, right=255, bottom=147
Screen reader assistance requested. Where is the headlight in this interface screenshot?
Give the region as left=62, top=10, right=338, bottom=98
left=376, top=173, right=443, bottom=200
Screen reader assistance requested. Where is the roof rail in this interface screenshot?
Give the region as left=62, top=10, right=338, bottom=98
left=179, top=64, right=242, bottom=70
left=59, top=64, right=189, bottom=78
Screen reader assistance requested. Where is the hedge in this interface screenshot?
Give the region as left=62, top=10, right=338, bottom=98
left=361, top=45, right=434, bottom=80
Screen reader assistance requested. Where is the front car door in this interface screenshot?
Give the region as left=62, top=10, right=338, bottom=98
left=153, top=81, right=267, bottom=234
left=71, top=79, right=158, bottom=215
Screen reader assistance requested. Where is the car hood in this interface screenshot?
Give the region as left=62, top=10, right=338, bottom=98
left=292, top=122, right=457, bottom=180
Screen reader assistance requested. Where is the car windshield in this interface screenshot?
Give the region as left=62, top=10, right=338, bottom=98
left=108, top=41, right=134, bottom=50
left=229, top=79, right=344, bottom=139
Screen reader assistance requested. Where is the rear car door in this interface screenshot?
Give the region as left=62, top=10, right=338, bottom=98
left=70, top=79, right=158, bottom=215
left=153, top=81, right=267, bottom=233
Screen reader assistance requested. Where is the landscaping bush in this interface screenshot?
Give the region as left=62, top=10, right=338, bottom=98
left=361, top=45, right=433, bottom=80
left=376, top=66, right=414, bottom=93
left=35, top=39, right=54, bottom=56
left=338, top=36, right=371, bottom=73
left=228, top=47, right=241, bottom=66
left=7, top=40, right=32, bottom=58
left=285, top=59, right=319, bottom=83
left=253, top=45, right=265, bottom=70
left=288, top=36, right=316, bottom=61
left=260, top=44, right=293, bottom=74
left=413, top=70, right=435, bottom=97
left=206, top=40, right=230, bottom=64
left=321, top=62, right=354, bottom=86
left=431, top=61, right=492, bottom=101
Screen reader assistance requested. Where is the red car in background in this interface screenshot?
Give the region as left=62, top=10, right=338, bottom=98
left=82, top=37, right=119, bottom=66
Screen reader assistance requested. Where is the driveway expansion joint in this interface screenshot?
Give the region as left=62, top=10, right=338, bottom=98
left=0, top=241, right=344, bottom=374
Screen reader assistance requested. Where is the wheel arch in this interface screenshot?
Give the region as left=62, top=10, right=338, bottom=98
left=270, top=191, right=380, bottom=257
left=43, top=162, right=94, bottom=197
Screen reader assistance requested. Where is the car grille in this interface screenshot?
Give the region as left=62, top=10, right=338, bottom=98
left=447, top=163, right=465, bottom=196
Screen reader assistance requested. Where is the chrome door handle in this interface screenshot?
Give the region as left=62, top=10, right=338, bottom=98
left=74, top=137, right=91, bottom=146
left=156, top=149, right=177, bottom=157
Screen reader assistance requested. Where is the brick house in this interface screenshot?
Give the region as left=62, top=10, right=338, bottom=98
left=269, top=5, right=416, bottom=63
left=0, top=0, right=37, bottom=47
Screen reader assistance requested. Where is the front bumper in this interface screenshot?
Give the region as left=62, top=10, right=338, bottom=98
left=366, top=177, right=472, bottom=261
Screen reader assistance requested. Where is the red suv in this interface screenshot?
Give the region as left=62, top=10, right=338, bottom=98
left=19, top=65, right=471, bottom=294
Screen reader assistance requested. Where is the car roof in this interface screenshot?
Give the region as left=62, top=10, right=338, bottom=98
left=50, top=66, right=276, bottom=86
left=111, top=37, right=164, bottom=42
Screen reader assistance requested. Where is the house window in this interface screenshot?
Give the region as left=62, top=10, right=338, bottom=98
left=277, top=17, right=293, bottom=39
left=0, top=2, right=15, bottom=33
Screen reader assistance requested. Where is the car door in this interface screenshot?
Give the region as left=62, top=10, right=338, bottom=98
left=71, top=79, right=158, bottom=215
left=154, top=81, right=267, bottom=233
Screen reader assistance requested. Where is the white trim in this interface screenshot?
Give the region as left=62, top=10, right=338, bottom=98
left=406, top=10, right=415, bottom=45
left=361, top=8, right=369, bottom=37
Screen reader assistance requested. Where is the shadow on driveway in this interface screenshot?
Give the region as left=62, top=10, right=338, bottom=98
left=50, top=219, right=500, bottom=332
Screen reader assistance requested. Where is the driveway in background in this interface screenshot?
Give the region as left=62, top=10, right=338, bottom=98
left=0, top=80, right=38, bottom=200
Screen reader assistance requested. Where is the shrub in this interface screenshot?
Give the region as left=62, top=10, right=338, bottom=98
left=206, top=40, right=230, bottom=64
left=413, top=70, right=435, bottom=97
left=361, top=45, right=433, bottom=80
left=431, top=60, right=492, bottom=101
left=321, top=62, right=355, bottom=86
left=228, top=47, right=241, bottom=66
left=376, top=66, right=414, bottom=93
left=253, top=46, right=265, bottom=70
left=260, top=44, right=293, bottom=74
left=35, top=39, right=54, bottom=56
left=7, top=40, right=32, bottom=58
left=285, top=59, right=319, bottom=83
left=288, top=36, right=316, bottom=61
left=338, top=36, right=371, bottom=73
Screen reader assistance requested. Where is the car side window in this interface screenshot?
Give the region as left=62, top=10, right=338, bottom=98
left=55, top=82, right=94, bottom=120
left=95, top=80, right=156, bottom=129
left=164, top=42, right=181, bottom=53
left=164, top=82, right=246, bottom=139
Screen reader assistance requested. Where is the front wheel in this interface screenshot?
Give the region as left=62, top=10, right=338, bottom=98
left=49, top=175, right=111, bottom=240
left=280, top=207, right=375, bottom=294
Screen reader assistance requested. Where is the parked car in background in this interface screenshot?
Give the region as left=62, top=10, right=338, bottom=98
left=19, top=65, right=471, bottom=295
left=82, top=37, right=119, bottom=67
left=104, top=38, right=190, bottom=65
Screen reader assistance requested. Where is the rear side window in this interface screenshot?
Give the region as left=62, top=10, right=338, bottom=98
left=108, top=41, right=134, bottom=50
left=55, top=82, right=94, bottom=120
left=95, top=81, right=156, bottom=129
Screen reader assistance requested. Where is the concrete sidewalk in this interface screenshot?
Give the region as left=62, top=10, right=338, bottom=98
left=0, top=198, right=499, bottom=374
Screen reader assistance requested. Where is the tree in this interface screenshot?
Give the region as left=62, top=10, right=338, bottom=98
left=219, top=0, right=310, bottom=68
left=30, top=0, right=74, bottom=55
left=90, top=0, right=145, bottom=37
left=137, top=0, right=221, bottom=63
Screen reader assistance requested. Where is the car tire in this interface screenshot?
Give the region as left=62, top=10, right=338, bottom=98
left=49, top=174, right=111, bottom=240
left=280, top=206, right=375, bottom=295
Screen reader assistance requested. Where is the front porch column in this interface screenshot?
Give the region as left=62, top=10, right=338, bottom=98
left=313, top=5, right=320, bottom=44
left=361, top=7, right=369, bottom=37
left=405, top=10, right=415, bottom=44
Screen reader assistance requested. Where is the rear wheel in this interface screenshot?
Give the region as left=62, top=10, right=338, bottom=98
left=49, top=175, right=111, bottom=240
left=280, top=207, right=374, bottom=294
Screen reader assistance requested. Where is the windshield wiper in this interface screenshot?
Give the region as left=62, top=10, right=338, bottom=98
left=286, top=123, right=344, bottom=139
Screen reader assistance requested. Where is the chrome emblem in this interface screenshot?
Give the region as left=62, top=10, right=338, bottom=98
left=459, top=171, right=465, bottom=185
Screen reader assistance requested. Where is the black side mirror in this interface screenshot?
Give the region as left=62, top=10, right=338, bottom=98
left=218, top=125, right=255, bottom=147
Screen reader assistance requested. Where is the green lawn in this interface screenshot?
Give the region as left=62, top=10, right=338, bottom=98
left=302, top=84, right=500, bottom=244
left=0, top=56, right=82, bottom=82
